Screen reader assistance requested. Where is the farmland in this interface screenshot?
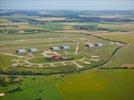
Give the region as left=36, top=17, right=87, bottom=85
left=58, top=69, right=134, bottom=100
left=1, top=70, right=134, bottom=100
left=96, top=31, right=134, bottom=44
left=1, top=31, right=118, bottom=75
left=0, top=10, right=134, bottom=100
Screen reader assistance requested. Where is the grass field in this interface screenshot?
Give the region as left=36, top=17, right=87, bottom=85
left=96, top=32, right=134, bottom=44
left=99, top=46, right=134, bottom=68
left=58, top=69, right=134, bottom=100
left=0, top=54, right=17, bottom=69
left=0, top=76, right=63, bottom=100
left=1, top=30, right=119, bottom=75
left=1, top=70, right=134, bottom=100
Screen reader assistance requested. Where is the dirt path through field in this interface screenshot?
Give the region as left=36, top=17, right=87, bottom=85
left=0, top=52, right=25, bottom=58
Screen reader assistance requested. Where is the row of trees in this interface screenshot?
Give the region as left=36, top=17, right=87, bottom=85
left=8, top=86, right=23, bottom=93
left=0, top=76, right=23, bottom=87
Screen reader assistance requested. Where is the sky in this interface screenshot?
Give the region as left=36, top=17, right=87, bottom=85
left=0, top=0, right=134, bottom=11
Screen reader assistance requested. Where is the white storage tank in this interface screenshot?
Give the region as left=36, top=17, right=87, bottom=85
left=28, top=48, right=38, bottom=53
left=60, top=45, right=70, bottom=50
left=50, top=47, right=60, bottom=51
left=16, top=49, right=26, bottom=54
left=85, top=44, right=95, bottom=48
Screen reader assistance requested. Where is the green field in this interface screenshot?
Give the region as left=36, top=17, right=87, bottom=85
left=58, top=69, right=134, bottom=100
left=1, top=70, right=134, bottom=100
left=1, top=30, right=120, bottom=75
left=100, top=46, right=134, bottom=68
left=0, top=54, right=17, bottom=69
left=96, top=32, right=134, bottom=44
left=0, top=76, right=63, bottom=100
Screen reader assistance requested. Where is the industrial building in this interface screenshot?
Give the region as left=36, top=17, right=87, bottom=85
left=28, top=48, right=38, bottom=53
left=50, top=47, right=60, bottom=51
left=16, top=49, right=26, bottom=53
left=85, top=42, right=103, bottom=48
left=60, top=45, right=70, bottom=50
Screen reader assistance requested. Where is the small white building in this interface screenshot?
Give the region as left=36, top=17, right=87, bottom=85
left=85, top=44, right=95, bottom=48
left=16, top=49, right=26, bottom=54
left=28, top=48, right=38, bottom=53
left=95, top=43, right=104, bottom=47
left=85, top=42, right=104, bottom=48
left=60, top=45, right=70, bottom=50
left=50, top=47, right=60, bottom=51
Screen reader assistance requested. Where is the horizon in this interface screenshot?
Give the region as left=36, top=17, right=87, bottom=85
left=0, top=0, right=134, bottom=11
left=1, top=9, right=134, bottom=11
